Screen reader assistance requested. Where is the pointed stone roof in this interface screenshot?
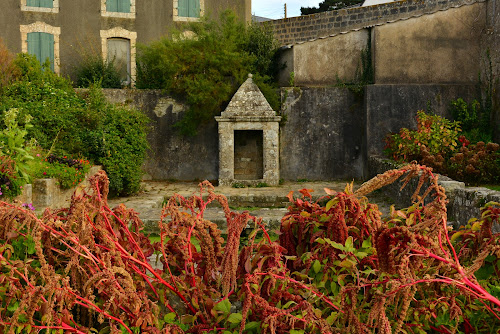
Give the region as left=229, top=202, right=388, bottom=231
left=219, top=74, right=276, bottom=118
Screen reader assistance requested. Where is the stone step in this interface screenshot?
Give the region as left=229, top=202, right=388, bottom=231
left=139, top=207, right=287, bottom=235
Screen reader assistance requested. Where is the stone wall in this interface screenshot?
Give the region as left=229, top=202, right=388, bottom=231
left=279, top=87, right=367, bottom=180
left=283, top=29, right=369, bottom=86
left=100, top=89, right=219, bottom=182
left=100, top=88, right=367, bottom=182
left=265, top=0, right=485, bottom=46
left=278, top=2, right=486, bottom=86
left=365, top=84, right=477, bottom=156
left=373, top=4, right=485, bottom=84
left=481, top=0, right=500, bottom=142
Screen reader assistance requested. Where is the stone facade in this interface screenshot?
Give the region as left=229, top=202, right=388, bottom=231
left=1, top=0, right=250, bottom=81
left=215, top=75, right=281, bottom=186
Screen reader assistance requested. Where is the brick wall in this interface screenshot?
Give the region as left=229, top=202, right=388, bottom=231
left=264, top=0, right=486, bottom=46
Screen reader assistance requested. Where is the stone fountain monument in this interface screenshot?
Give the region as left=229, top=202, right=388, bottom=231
left=215, top=74, right=281, bottom=187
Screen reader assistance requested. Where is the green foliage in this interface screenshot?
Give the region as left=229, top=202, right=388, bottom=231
left=385, top=110, right=500, bottom=185
left=335, top=33, right=373, bottom=98
left=301, top=0, right=363, bottom=15
left=136, top=10, right=280, bottom=135
left=0, top=108, right=34, bottom=183
left=0, top=55, right=149, bottom=196
left=30, top=155, right=91, bottom=189
left=0, top=38, right=20, bottom=92
left=79, top=86, right=149, bottom=196
left=384, top=110, right=461, bottom=162
left=0, top=155, right=24, bottom=199
left=447, top=141, right=500, bottom=185
left=75, top=54, right=122, bottom=88
left=449, top=97, right=492, bottom=143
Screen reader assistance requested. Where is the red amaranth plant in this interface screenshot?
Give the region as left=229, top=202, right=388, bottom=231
left=1, top=166, right=500, bottom=333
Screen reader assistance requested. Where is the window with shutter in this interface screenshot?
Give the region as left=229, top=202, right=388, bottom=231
left=178, top=0, right=200, bottom=18
left=27, top=0, right=53, bottom=8
left=27, top=32, right=55, bottom=71
left=178, top=0, right=189, bottom=17
left=107, top=0, right=130, bottom=13
left=189, top=0, right=200, bottom=18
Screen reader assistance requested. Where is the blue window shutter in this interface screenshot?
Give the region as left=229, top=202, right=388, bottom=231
left=39, top=0, right=53, bottom=8
left=40, top=33, right=55, bottom=71
left=26, top=0, right=40, bottom=6
left=117, top=0, right=131, bottom=13
left=189, top=0, right=200, bottom=17
left=107, top=0, right=118, bottom=12
left=27, top=32, right=42, bottom=66
left=178, top=0, right=188, bottom=17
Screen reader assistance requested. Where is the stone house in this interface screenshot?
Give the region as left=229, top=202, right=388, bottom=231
left=0, top=0, right=251, bottom=84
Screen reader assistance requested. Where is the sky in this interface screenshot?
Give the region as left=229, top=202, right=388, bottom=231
left=252, top=0, right=322, bottom=19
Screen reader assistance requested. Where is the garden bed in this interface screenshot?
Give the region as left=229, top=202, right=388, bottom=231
left=12, top=165, right=101, bottom=211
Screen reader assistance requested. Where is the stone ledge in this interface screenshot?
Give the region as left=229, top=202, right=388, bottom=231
left=368, top=156, right=500, bottom=232
left=13, top=166, right=102, bottom=211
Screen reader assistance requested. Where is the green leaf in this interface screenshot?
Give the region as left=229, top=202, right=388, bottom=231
left=313, top=259, right=321, bottom=274
left=7, top=301, right=19, bottom=312
left=344, top=236, right=354, bottom=252
left=355, top=251, right=368, bottom=259
left=315, top=238, right=325, bottom=244
left=25, top=236, right=36, bottom=255
left=227, top=313, right=242, bottom=324
left=164, top=312, right=177, bottom=323
left=325, top=199, right=336, bottom=211
left=244, top=321, right=260, bottom=330
left=290, top=330, right=305, bottom=334
left=214, top=299, right=231, bottom=314
left=361, top=238, right=371, bottom=248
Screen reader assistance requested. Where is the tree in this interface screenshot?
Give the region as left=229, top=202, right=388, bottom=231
left=301, top=0, right=363, bottom=15
left=136, top=10, right=281, bottom=136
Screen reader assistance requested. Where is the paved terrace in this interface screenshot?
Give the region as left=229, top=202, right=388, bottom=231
left=108, top=180, right=393, bottom=234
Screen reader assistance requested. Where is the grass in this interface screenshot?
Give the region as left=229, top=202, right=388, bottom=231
left=229, top=206, right=260, bottom=211
left=149, top=234, right=201, bottom=252
left=483, top=185, right=500, bottom=192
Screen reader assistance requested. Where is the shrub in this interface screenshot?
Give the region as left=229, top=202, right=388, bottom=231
left=449, top=97, right=493, bottom=143
left=0, top=55, right=149, bottom=196
left=30, top=154, right=91, bottom=189
left=137, top=10, right=281, bottom=135
left=0, top=155, right=24, bottom=199
left=384, top=110, right=461, bottom=162
left=0, top=38, right=19, bottom=91
left=75, top=54, right=122, bottom=88
left=0, top=108, right=34, bottom=183
left=447, top=141, right=500, bottom=185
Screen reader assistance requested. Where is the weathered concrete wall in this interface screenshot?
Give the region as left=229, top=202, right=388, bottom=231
left=366, top=84, right=477, bottom=157
left=481, top=0, right=500, bottom=142
left=292, top=30, right=369, bottom=86
left=96, top=85, right=481, bottom=182
left=374, top=4, right=486, bottom=84
left=264, top=0, right=485, bottom=46
left=369, top=156, right=500, bottom=232
left=279, top=87, right=366, bottom=180
left=100, top=89, right=219, bottom=182
left=279, top=2, right=486, bottom=87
